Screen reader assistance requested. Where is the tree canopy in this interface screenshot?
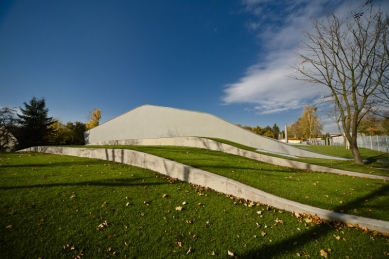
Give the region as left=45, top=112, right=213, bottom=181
left=0, top=107, right=18, bottom=152
left=17, top=97, right=55, bottom=149
left=86, top=109, right=101, bottom=130
left=287, top=105, right=322, bottom=142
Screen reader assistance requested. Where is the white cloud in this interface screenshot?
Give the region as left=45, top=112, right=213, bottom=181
left=222, top=0, right=358, bottom=114
left=223, top=55, right=325, bottom=114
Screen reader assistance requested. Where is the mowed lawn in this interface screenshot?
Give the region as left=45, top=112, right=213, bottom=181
left=1, top=152, right=388, bottom=258
left=208, top=138, right=389, bottom=177
left=88, top=145, right=389, bottom=222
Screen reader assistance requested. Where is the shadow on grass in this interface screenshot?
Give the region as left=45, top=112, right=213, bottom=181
left=240, top=183, right=389, bottom=259
left=330, top=183, right=389, bottom=215
left=0, top=160, right=107, bottom=168
left=365, top=153, right=389, bottom=165
left=0, top=177, right=168, bottom=190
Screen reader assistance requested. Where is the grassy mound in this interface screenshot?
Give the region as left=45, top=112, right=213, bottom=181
left=1, top=152, right=388, bottom=258
left=86, top=145, right=389, bottom=222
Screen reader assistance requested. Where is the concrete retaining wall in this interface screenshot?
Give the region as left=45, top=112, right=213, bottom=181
left=20, top=146, right=389, bottom=233
left=84, top=105, right=343, bottom=160
left=89, top=137, right=389, bottom=181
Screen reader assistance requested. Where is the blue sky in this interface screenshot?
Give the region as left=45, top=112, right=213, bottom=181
left=1, top=0, right=384, bottom=132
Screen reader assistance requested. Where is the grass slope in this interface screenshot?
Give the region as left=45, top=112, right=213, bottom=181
left=1, top=152, right=388, bottom=258
left=86, top=145, right=389, bottom=222
left=296, top=145, right=389, bottom=160
left=207, top=138, right=389, bottom=177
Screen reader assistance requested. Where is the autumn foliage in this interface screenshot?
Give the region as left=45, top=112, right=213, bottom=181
left=86, top=109, right=101, bottom=130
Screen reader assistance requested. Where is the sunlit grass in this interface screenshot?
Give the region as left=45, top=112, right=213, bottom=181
left=1, top=152, right=388, bottom=258
left=295, top=145, right=389, bottom=160
left=206, top=138, right=389, bottom=177
left=86, top=145, right=389, bottom=222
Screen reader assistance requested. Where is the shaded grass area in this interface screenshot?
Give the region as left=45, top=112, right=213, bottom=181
left=87, top=145, right=389, bottom=222
left=1, top=152, right=389, bottom=259
left=206, top=138, right=389, bottom=177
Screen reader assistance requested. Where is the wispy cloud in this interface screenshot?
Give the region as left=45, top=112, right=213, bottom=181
left=222, top=0, right=350, bottom=114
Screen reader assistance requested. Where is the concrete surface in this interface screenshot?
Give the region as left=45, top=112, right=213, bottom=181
left=20, top=146, right=389, bottom=234
left=84, top=105, right=344, bottom=160
left=89, top=136, right=389, bottom=181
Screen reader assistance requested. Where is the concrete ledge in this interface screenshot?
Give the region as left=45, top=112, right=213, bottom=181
left=89, top=137, right=389, bottom=181
left=20, top=146, right=389, bottom=234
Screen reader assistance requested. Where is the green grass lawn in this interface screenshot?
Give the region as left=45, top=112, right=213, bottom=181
left=206, top=138, right=389, bottom=176
left=295, top=145, right=389, bottom=160
left=86, top=145, right=389, bottom=222
left=1, top=152, right=388, bottom=258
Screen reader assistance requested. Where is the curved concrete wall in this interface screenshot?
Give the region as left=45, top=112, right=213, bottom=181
left=85, top=105, right=338, bottom=159
left=20, top=146, right=389, bottom=234
left=89, top=137, right=388, bottom=181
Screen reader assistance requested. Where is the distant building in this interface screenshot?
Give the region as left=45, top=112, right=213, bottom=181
left=279, top=138, right=304, bottom=144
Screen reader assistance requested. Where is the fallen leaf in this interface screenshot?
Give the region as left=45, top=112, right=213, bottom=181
left=97, top=220, right=109, bottom=230
left=177, top=242, right=182, bottom=247
left=6, top=225, right=12, bottom=229
left=182, top=201, right=187, bottom=205
left=228, top=250, right=234, bottom=256
left=275, top=218, right=284, bottom=224
left=186, top=247, right=191, bottom=254
left=320, top=249, right=328, bottom=258
left=162, top=194, right=167, bottom=198
left=175, top=206, right=182, bottom=211
left=261, top=231, right=266, bottom=236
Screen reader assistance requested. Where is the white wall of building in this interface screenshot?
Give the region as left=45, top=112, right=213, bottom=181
left=84, top=105, right=341, bottom=159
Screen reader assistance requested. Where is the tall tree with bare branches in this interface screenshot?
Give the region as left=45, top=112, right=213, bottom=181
left=292, top=2, right=389, bottom=164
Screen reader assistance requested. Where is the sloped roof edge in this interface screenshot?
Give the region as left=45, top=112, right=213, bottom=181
left=90, top=104, right=283, bottom=144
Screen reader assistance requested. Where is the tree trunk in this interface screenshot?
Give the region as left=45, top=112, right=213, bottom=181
left=349, top=136, right=364, bottom=164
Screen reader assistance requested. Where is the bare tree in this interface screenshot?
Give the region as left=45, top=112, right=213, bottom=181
left=292, top=2, right=389, bottom=164
left=0, top=107, right=18, bottom=152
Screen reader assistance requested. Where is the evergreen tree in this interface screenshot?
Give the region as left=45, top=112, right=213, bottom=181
left=17, top=97, right=54, bottom=148
left=272, top=124, right=280, bottom=139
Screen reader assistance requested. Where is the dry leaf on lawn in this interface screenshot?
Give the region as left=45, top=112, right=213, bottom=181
left=320, top=249, right=328, bottom=258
